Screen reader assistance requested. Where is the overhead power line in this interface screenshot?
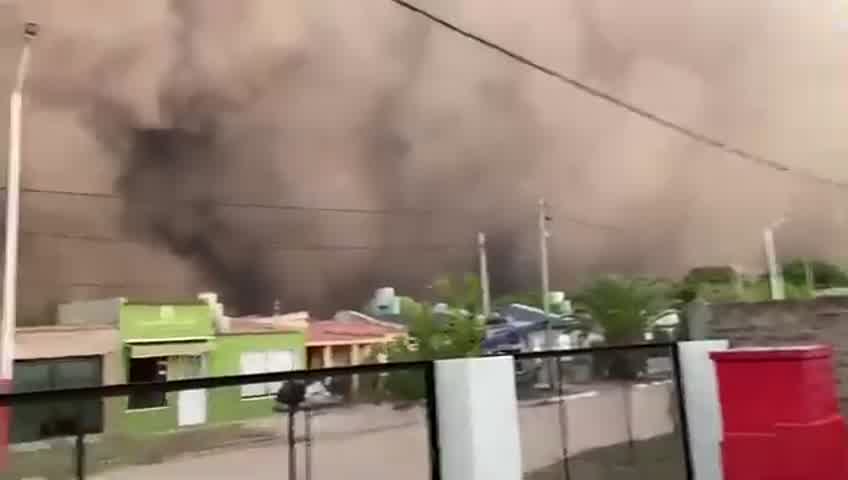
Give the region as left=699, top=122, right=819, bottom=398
left=388, top=0, right=848, bottom=189
left=10, top=187, right=627, bottom=232
left=19, top=279, right=175, bottom=290
left=21, top=230, right=467, bottom=252
left=547, top=205, right=627, bottom=232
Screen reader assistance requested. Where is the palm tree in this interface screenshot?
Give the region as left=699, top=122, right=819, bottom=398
left=575, top=275, right=676, bottom=379
left=432, top=273, right=484, bottom=317
left=382, top=302, right=484, bottom=400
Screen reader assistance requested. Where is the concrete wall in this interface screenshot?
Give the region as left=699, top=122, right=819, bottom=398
left=120, top=304, right=214, bottom=341
left=517, top=381, right=677, bottom=474
left=57, top=298, right=123, bottom=326
left=102, top=348, right=125, bottom=434
left=696, top=297, right=848, bottom=411
left=207, top=333, right=306, bottom=424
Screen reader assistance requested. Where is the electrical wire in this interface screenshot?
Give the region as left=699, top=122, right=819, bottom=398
left=387, top=0, right=848, bottom=189
left=9, top=187, right=628, bottom=233
left=19, top=279, right=175, bottom=289
left=18, top=187, right=436, bottom=216
left=21, top=230, right=467, bottom=252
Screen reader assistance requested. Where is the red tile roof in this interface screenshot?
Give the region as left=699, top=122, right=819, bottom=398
left=307, top=320, right=401, bottom=344
left=223, top=316, right=303, bottom=335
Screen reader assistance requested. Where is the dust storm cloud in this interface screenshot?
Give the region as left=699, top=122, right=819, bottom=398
left=1, top=0, right=847, bottom=320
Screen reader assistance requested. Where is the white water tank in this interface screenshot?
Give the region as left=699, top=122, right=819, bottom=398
left=217, top=315, right=232, bottom=333
left=548, top=291, right=573, bottom=315
left=198, top=292, right=226, bottom=330
left=548, top=291, right=565, bottom=305
left=374, top=287, right=399, bottom=314
left=375, top=287, right=395, bottom=305
left=197, top=292, right=218, bottom=305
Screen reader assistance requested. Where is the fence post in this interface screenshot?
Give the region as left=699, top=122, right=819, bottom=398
left=75, top=431, right=86, bottom=480
left=424, top=362, right=442, bottom=480
left=433, top=356, right=522, bottom=480
left=675, top=340, right=729, bottom=480
left=671, top=343, right=695, bottom=480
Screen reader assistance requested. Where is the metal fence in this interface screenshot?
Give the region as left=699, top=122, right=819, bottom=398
left=0, top=344, right=694, bottom=480
left=514, top=343, right=693, bottom=480
left=0, top=361, right=441, bottom=480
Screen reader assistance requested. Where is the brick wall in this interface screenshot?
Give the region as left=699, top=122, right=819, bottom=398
left=695, top=297, right=848, bottom=412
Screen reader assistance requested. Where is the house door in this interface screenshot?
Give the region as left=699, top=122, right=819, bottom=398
left=174, top=356, right=207, bottom=427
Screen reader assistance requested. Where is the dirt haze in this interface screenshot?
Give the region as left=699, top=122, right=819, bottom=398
left=0, top=0, right=845, bottom=320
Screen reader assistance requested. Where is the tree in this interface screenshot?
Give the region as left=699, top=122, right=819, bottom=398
left=575, top=276, right=675, bottom=344
left=782, top=259, right=848, bottom=289
left=380, top=301, right=485, bottom=400
left=431, top=273, right=483, bottom=316
left=574, top=275, right=677, bottom=379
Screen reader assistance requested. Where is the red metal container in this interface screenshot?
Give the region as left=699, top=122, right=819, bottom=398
left=711, top=345, right=848, bottom=480
left=711, top=346, right=839, bottom=433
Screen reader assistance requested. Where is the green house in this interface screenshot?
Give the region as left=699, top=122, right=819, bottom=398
left=56, top=298, right=307, bottom=436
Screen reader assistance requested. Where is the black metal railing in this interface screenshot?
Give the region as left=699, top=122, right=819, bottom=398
left=513, top=342, right=693, bottom=480
left=0, top=344, right=694, bottom=480
left=0, top=361, right=441, bottom=480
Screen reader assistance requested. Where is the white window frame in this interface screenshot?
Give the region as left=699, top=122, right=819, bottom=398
left=240, top=350, right=297, bottom=399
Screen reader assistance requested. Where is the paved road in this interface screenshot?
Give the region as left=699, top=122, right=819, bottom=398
left=95, top=384, right=677, bottom=480
left=6, top=382, right=678, bottom=479
left=99, top=422, right=432, bottom=480
left=83, top=383, right=678, bottom=480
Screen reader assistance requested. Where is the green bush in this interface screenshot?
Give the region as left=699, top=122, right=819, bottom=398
left=575, top=276, right=676, bottom=345
left=683, top=266, right=739, bottom=284
left=380, top=302, right=484, bottom=401
left=575, top=276, right=677, bottom=380
left=782, top=259, right=848, bottom=289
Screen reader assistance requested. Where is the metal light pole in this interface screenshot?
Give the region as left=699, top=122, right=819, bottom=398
left=538, top=199, right=553, bottom=346
left=477, top=232, right=491, bottom=318
left=537, top=199, right=557, bottom=390
left=763, top=217, right=787, bottom=301
left=1, top=23, right=38, bottom=382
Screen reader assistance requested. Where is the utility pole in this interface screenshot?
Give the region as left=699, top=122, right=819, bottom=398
left=477, top=232, right=491, bottom=318
left=538, top=199, right=553, bottom=346
left=763, top=218, right=787, bottom=300
left=804, top=259, right=815, bottom=294
left=1, top=23, right=38, bottom=384
left=537, top=199, right=557, bottom=390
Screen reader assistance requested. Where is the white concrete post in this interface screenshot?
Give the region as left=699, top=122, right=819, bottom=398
left=678, top=340, right=729, bottom=480
left=350, top=344, right=360, bottom=393
left=435, top=356, right=522, bottom=480
left=322, top=346, right=333, bottom=368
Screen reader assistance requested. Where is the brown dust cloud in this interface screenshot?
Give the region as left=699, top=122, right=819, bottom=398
left=0, top=0, right=847, bottom=321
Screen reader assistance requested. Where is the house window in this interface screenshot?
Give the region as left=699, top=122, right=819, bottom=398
left=11, top=357, right=103, bottom=443
left=240, top=351, right=296, bottom=398
left=127, top=357, right=167, bottom=410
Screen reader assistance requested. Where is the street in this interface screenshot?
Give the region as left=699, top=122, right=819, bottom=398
left=90, top=383, right=680, bottom=480
left=97, top=421, right=431, bottom=480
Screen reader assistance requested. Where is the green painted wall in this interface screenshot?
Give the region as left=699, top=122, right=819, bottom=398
left=122, top=394, right=179, bottom=434
left=120, top=304, right=214, bottom=341
left=117, top=345, right=181, bottom=435
left=115, top=321, right=305, bottom=434
left=207, top=332, right=306, bottom=424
